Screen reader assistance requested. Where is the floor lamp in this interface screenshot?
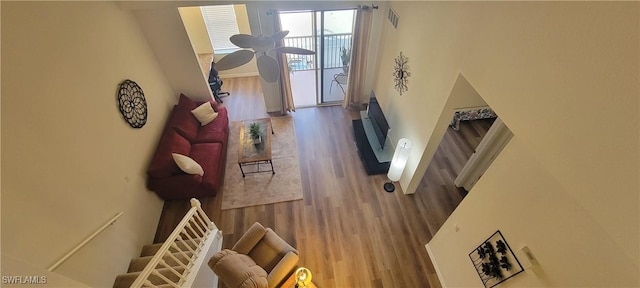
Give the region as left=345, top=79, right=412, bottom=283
left=384, top=138, right=413, bottom=192
left=294, top=267, right=312, bottom=287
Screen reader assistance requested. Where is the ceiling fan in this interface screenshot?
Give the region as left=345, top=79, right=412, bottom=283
left=213, top=30, right=315, bottom=82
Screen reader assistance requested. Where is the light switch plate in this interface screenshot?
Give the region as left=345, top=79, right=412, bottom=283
left=516, top=245, right=539, bottom=268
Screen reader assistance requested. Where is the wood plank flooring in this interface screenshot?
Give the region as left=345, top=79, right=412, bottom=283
left=154, top=76, right=491, bottom=287
left=416, top=119, right=494, bottom=235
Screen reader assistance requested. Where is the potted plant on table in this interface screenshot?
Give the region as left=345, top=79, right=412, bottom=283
left=249, top=122, right=261, bottom=144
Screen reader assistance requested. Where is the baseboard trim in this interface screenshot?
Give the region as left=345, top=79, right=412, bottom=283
left=219, top=72, right=260, bottom=78
left=425, top=243, right=447, bottom=288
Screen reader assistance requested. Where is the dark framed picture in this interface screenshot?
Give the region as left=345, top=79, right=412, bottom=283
left=469, top=230, right=524, bottom=288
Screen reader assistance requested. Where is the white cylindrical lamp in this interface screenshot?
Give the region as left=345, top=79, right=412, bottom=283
left=384, top=138, right=412, bottom=192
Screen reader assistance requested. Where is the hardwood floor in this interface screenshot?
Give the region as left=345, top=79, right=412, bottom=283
left=154, top=76, right=492, bottom=287
left=218, top=76, right=272, bottom=121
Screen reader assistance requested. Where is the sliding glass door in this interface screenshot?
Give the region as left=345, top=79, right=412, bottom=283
left=317, top=9, right=355, bottom=104
left=279, top=11, right=316, bottom=107
left=279, top=9, right=355, bottom=107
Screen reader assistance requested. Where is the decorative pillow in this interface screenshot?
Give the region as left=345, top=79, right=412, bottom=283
left=172, top=153, right=204, bottom=176
left=191, top=102, right=218, bottom=126
left=195, top=99, right=220, bottom=112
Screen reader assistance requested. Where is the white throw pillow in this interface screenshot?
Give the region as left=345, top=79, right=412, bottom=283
left=191, top=102, right=218, bottom=126
left=172, top=153, right=204, bottom=176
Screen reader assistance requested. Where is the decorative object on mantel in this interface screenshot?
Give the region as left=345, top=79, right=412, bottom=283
left=393, top=52, right=410, bottom=95
left=469, top=230, right=524, bottom=288
left=249, top=122, right=262, bottom=144
left=116, top=79, right=147, bottom=128
left=384, top=138, right=412, bottom=192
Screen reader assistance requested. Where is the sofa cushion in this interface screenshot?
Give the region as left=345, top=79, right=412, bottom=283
left=166, top=108, right=198, bottom=142
left=177, top=93, right=197, bottom=111
left=248, top=229, right=296, bottom=273
left=147, top=129, right=191, bottom=178
left=164, top=94, right=200, bottom=142
left=195, top=107, right=229, bottom=144
left=190, top=142, right=224, bottom=191
left=172, top=153, right=204, bottom=176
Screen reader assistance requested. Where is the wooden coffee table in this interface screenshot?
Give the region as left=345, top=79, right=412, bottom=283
left=238, top=118, right=275, bottom=177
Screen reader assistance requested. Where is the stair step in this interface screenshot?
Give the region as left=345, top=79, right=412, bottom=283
left=127, top=252, right=194, bottom=273
left=113, top=267, right=186, bottom=288
left=140, top=238, right=201, bottom=257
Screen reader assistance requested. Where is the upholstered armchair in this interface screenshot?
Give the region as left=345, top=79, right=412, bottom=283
left=208, top=222, right=299, bottom=288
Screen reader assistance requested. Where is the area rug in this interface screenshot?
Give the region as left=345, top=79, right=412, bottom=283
left=221, top=117, right=303, bottom=210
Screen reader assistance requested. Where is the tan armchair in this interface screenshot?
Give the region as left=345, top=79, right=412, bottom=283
left=209, top=222, right=299, bottom=288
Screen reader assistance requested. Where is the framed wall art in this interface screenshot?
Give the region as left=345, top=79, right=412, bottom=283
left=469, top=230, right=524, bottom=288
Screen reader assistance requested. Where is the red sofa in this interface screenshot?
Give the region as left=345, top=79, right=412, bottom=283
left=146, top=94, right=229, bottom=200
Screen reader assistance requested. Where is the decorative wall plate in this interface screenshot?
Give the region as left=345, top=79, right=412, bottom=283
left=393, top=52, right=410, bottom=95
left=117, top=79, right=147, bottom=128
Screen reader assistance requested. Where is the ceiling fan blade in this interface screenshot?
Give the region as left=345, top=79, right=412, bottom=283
left=214, top=50, right=255, bottom=71
left=253, top=35, right=276, bottom=53
left=271, top=30, right=290, bottom=42
left=273, top=46, right=316, bottom=55
left=229, top=34, right=256, bottom=48
left=256, top=55, right=280, bottom=83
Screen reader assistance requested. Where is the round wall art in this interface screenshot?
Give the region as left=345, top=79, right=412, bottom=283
left=393, top=52, right=411, bottom=95
left=117, top=79, right=147, bottom=128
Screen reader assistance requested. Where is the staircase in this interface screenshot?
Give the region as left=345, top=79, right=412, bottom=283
left=113, top=199, right=222, bottom=288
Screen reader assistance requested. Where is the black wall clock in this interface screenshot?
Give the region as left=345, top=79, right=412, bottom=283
left=393, top=52, right=410, bottom=95
left=117, top=79, right=147, bottom=128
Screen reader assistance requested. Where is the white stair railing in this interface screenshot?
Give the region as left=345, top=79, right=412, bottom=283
left=130, top=198, right=220, bottom=288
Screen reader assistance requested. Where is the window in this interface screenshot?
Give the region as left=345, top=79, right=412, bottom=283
left=200, top=5, right=241, bottom=54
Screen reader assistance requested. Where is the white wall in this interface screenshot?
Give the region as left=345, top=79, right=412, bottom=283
left=372, top=1, right=639, bottom=286
left=180, top=6, right=214, bottom=54
left=133, top=7, right=214, bottom=102
left=1, top=2, right=175, bottom=286
left=428, top=137, right=638, bottom=287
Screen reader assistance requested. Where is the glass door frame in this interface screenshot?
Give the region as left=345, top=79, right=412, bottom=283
left=278, top=8, right=356, bottom=107
left=316, top=8, right=356, bottom=105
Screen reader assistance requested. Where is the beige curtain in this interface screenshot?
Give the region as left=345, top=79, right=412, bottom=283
left=344, top=6, right=373, bottom=108
left=274, top=12, right=295, bottom=114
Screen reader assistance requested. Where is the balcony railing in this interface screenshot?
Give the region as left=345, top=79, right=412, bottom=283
left=283, top=33, right=352, bottom=71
